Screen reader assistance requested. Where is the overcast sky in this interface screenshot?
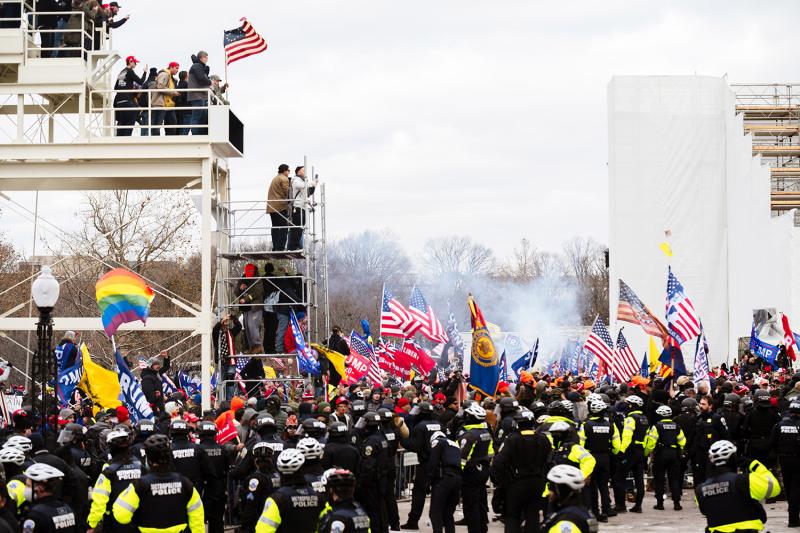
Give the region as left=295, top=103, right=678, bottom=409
left=3, top=0, right=799, bottom=260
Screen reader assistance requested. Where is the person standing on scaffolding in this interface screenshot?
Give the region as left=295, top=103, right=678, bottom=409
left=267, top=164, right=291, bottom=252
left=286, top=166, right=318, bottom=251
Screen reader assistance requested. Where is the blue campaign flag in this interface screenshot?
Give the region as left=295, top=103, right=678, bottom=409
left=511, top=339, right=538, bottom=378
left=115, top=351, right=154, bottom=423
left=750, top=323, right=779, bottom=365
left=177, top=371, right=196, bottom=394
left=499, top=351, right=508, bottom=382
left=291, top=310, right=320, bottom=375
left=162, top=374, right=178, bottom=395
left=639, top=352, right=649, bottom=377
left=57, top=349, right=84, bottom=407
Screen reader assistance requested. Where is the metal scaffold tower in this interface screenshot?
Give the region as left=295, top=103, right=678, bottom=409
left=732, top=83, right=800, bottom=217
left=0, top=0, right=250, bottom=409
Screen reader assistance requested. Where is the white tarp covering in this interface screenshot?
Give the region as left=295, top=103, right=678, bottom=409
left=608, top=76, right=793, bottom=366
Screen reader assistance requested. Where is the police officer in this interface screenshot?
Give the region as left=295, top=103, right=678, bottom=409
left=169, top=418, right=209, bottom=494
left=543, top=401, right=576, bottom=430
left=645, top=405, right=686, bottom=510
left=20, top=463, right=77, bottom=533
left=112, top=435, right=205, bottom=533
left=540, top=465, right=598, bottom=533
left=255, top=448, right=322, bottom=533
left=693, top=395, right=727, bottom=485
left=742, top=389, right=780, bottom=469
left=578, top=397, right=620, bottom=522
left=357, top=411, right=388, bottom=533
left=318, top=469, right=371, bottom=533
left=130, top=420, right=155, bottom=463
left=617, top=395, right=648, bottom=513
left=772, top=399, right=800, bottom=527
left=0, top=446, right=28, bottom=519
left=547, top=421, right=595, bottom=482
left=87, top=429, right=143, bottom=533
left=298, top=419, right=328, bottom=444
left=426, top=431, right=462, bottom=533
left=296, top=437, right=325, bottom=494
left=674, top=397, right=698, bottom=486
left=378, top=408, right=401, bottom=531
left=695, top=440, right=780, bottom=533
left=400, top=401, right=442, bottom=530
left=57, top=424, right=93, bottom=479
left=457, top=403, right=493, bottom=533
left=721, top=393, right=744, bottom=454
left=490, top=409, right=552, bottom=533
left=232, top=414, right=284, bottom=481
left=322, top=423, right=360, bottom=474
left=239, top=443, right=278, bottom=533
left=196, top=421, right=229, bottom=533
left=494, top=398, right=520, bottom=446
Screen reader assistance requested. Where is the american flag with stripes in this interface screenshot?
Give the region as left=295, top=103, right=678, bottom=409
left=618, top=279, right=669, bottom=340
left=234, top=355, right=248, bottom=393
left=584, top=317, right=615, bottom=367
left=612, top=329, right=640, bottom=382
left=224, top=18, right=268, bottom=66
left=380, top=285, right=413, bottom=338
left=407, top=286, right=449, bottom=345
left=350, top=331, right=382, bottom=386
left=666, top=268, right=702, bottom=344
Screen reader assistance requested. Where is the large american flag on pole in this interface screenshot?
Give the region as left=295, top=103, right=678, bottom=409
left=407, top=286, right=449, bottom=345
left=224, top=18, right=268, bottom=66
left=380, top=285, right=412, bottom=338
left=666, top=267, right=702, bottom=344
left=617, top=279, right=669, bottom=341
left=350, top=331, right=382, bottom=386
left=612, top=329, right=639, bottom=382
left=584, top=317, right=615, bottom=367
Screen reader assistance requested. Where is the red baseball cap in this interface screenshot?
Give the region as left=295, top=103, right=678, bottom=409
left=125, top=55, right=138, bottom=64
left=168, top=61, right=179, bottom=69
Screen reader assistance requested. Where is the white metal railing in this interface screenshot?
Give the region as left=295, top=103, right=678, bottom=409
left=88, top=87, right=225, bottom=137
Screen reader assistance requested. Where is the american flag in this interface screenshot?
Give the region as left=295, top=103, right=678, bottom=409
left=584, top=317, right=615, bottom=367
left=380, top=285, right=413, bottom=338
left=234, top=355, right=249, bottom=393
left=618, top=280, right=669, bottom=340
left=612, top=329, right=639, bottom=382
left=407, top=287, right=449, bottom=345
left=666, top=268, right=702, bottom=344
left=224, top=18, right=268, bottom=66
left=350, top=331, right=382, bottom=386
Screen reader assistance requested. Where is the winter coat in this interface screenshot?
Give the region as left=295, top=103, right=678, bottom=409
left=140, top=368, right=163, bottom=409
left=267, top=174, right=290, bottom=214
left=152, top=70, right=177, bottom=107
left=187, top=54, right=211, bottom=102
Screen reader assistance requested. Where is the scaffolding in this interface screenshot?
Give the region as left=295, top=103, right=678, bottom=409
left=0, top=1, right=245, bottom=409
left=731, top=83, right=800, bottom=216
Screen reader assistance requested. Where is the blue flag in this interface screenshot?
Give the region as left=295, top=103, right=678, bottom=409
left=639, top=352, right=649, bottom=377
left=750, top=323, right=779, bottom=365
left=468, top=295, right=500, bottom=397
left=115, top=351, right=154, bottom=423
left=511, top=339, right=538, bottom=378
left=291, top=310, right=320, bottom=375
left=499, top=351, right=508, bottom=382
left=162, top=374, right=178, bottom=395
left=57, top=349, right=84, bottom=407
left=658, top=340, right=687, bottom=376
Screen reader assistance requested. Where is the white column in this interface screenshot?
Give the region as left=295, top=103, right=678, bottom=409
left=200, top=157, right=213, bottom=411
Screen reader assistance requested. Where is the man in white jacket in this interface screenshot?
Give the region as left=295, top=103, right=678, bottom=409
left=286, top=166, right=318, bottom=250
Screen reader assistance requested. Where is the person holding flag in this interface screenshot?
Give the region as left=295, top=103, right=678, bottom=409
left=467, top=294, right=500, bottom=398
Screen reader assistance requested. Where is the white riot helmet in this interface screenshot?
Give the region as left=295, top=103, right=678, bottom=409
left=625, top=395, right=644, bottom=408
left=708, top=440, right=737, bottom=466
left=655, top=405, right=673, bottom=418
left=547, top=464, right=585, bottom=491
left=276, top=448, right=305, bottom=474
left=464, top=403, right=486, bottom=420
left=23, top=463, right=64, bottom=481
left=4, top=436, right=32, bottom=452
left=588, top=398, right=606, bottom=414
left=296, top=437, right=324, bottom=460
left=0, top=447, right=25, bottom=466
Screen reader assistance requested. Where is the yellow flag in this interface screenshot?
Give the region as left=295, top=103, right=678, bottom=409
left=648, top=336, right=660, bottom=372
left=658, top=242, right=673, bottom=257
left=78, top=344, right=121, bottom=411
left=263, top=365, right=276, bottom=379
left=311, top=343, right=346, bottom=379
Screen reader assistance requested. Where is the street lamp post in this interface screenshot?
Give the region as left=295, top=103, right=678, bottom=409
left=31, top=265, right=59, bottom=436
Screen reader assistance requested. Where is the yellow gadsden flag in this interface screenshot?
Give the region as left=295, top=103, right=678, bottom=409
left=78, top=344, right=121, bottom=412
left=311, top=343, right=346, bottom=380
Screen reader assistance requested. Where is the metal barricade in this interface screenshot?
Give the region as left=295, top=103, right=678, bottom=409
left=395, top=450, right=418, bottom=500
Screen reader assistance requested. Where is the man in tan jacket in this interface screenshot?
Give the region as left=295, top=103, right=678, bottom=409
left=151, top=62, right=180, bottom=135
left=267, top=164, right=291, bottom=251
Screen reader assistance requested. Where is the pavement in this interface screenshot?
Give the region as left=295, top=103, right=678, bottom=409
left=396, top=493, right=794, bottom=532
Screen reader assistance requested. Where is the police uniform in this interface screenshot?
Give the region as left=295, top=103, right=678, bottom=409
left=644, top=418, right=686, bottom=507
left=87, top=459, right=144, bottom=533
left=489, top=427, right=552, bottom=533
left=578, top=415, right=620, bottom=518
left=255, top=480, right=322, bottom=533
left=459, top=422, right=494, bottom=533
left=541, top=499, right=598, bottom=533
left=773, top=413, right=800, bottom=525
left=380, top=419, right=402, bottom=531
left=198, top=438, right=229, bottom=533
left=170, top=438, right=209, bottom=494
left=693, top=412, right=727, bottom=484
left=7, top=474, right=30, bottom=519
left=357, top=430, right=389, bottom=533
left=22, top=496, right=77, bottom=533
left=427, top=435, right=462, bottom=533
left=321, top=440, right=360, bottom=475
left=617, top=409, right=649, bottom=509
left=695, top=460, right=780, bottom=532
left=318, top=499, right=371, bottom=533
left=400, top=416, right=442, bottom=527
left=112, top=470, right=205, bottom=533
left=239, top=471, right=277, bottom=533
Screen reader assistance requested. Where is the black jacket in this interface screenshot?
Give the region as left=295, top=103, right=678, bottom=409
left=187, top=55, right=211, bottom=102
left=140, top=368, right=163, bottom=410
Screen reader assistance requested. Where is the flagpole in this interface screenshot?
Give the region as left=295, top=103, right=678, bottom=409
left=379, top=282, right=385, bottom=339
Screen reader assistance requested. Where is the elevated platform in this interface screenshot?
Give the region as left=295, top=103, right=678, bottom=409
left=219, top=250, right=306, bottom=261
left=744, top=124, right=800, bottom=137
left=752, top=145, right=800, bottom=157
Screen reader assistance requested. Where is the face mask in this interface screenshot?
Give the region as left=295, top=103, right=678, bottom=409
left=23, top=487, right=32, bottom=502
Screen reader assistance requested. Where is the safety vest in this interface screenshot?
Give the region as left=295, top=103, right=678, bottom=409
left=318, top=499, right=371, bottom=533
left=541, top=504, right=598, bottom=533
left=654, top=420, right=680, bottom=450
left=776, top=417, right=800, bottom=455
left=627, top=413, right=649, bottom=446
left=132, top=472, right=193, bottom=529
left=695, top=471, right=766, bottom=531
left=24, top=497, right=77, bottom=533
left=257, top=483, right=322, bottom=533
left=582, top=418, right=613, bottom=454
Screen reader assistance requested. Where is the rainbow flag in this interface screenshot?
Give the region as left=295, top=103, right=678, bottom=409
left=95, top=268, right=154, bottom=337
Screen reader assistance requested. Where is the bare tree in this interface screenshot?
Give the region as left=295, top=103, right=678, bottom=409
left=561, top=237, right=609, bottom=323
left=500, top=238, right=565, bottom=282
left=423, top=236, right=494, bottom=277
